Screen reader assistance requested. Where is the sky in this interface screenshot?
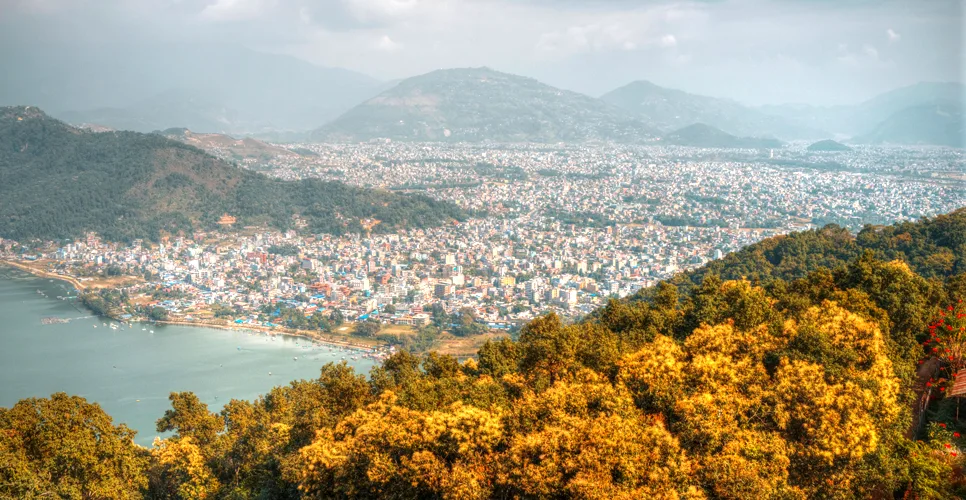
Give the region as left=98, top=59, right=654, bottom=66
left=1, top=0, right=963, bottom=106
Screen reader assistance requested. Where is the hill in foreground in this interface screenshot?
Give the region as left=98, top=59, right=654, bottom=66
left=312, top=67, right=657, bottom=143
left=3, top=209, right=965, bottom=498
left=0, top=106, right=466, bottom=241
left=661, top=123, right=784, bottom=149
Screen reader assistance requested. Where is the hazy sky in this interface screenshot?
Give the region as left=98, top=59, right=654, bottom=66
left=2, top=0, right=963, bottom=105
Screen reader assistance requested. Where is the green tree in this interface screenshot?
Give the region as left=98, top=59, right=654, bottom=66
left=0, top=393, right=148, bottom=499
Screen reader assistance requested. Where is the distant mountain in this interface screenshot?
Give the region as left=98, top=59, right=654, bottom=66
left=601, top=80, right=825, bottom=140
left=854, top=101, right=965, bottom=148
left=0, top=44, right=382, bottom=134
left=807, top=139, right=852, bottom=152
left=661, top=123, right=784, bottom=149
left=760, top=82, right=966, bottom=137
left=59, top=89, right=241, bottom=135
left=312, top=67, right=657, bottom=143
left=0, top=106, right=466, bottom=242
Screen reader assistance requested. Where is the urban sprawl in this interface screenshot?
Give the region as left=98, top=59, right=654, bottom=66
left=3, top=142, right=963, bottom=341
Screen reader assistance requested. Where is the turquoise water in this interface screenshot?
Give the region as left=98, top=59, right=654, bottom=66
left=0, top=268, right=377, bottom=446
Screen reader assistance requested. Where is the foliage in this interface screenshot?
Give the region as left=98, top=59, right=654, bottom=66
left=0, top=393, right=148, bottom=499
left=0, top=107, right=467, bottom=242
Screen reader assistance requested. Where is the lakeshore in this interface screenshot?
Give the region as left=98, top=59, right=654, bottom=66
left=0, top=271, right=380, bottom=446
left=0, top=259, right=89, bottom=291
left=1, top=259, right=389, bottom=353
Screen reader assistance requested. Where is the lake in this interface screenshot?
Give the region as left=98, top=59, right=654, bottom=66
left=0, top=267, right=378, bottom=446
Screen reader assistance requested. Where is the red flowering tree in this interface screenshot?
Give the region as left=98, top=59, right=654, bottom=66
left=923, top=299, right=966, bottom=394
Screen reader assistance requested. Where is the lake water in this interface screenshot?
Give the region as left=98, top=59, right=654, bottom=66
left=0, top=267, right=378, bottom=446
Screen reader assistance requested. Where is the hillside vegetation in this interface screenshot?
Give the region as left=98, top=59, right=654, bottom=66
left=0, top=106, right=466, bottom=241
left=2, top=209, right=965, bottom=498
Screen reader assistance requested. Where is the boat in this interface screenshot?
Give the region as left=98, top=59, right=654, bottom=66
left=293, top=357, right=298, bottom=361
left=149, top=330, right=154, bottom=333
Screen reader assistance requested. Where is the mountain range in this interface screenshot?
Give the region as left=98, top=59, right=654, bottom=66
left=0, top=106, right=466, bottom=242
left=311, top=67, right=657, bottom=143
left=1, top=42, right=961, bottom=147
left=313, top=69, right=963, bottom=147
left=758, top=82, right=965, bottom=143
left=853, top=101, right=964, bottom=148
left=600, top=80, right=822, bottom=140
left=0, top=44, right=383, bottom=134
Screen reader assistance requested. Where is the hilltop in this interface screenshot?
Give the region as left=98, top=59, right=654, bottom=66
left=601, top=80, right=824, bottom=140
left=807, top=139, right=852, bottom=151
left=0, top=106, right=466, bottom=241
left=312, top=67, right=657, bottom=143
left=661, top=123, right=783, bottom=149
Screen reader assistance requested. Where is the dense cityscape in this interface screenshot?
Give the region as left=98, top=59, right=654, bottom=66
left=3, top=142, right=963, bottom=346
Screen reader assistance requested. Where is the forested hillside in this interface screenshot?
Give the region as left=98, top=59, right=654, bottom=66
left=0, top=106, right=466, bottom=241
left=636, top=209, right=966, bottom=299
left=2, top=210, right=965, bottom=498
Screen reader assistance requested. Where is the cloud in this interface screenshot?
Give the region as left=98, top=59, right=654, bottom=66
left=200, top=0, right=272, bottom=22
left=344, top=0, right=421, bottom=23
left=0, top=0, right=961, bottom=106
left=375, top=34, right=402, bottom=52
left=536, top=23, right=642, bottom=56
left=861, top=43, right=879, bottom=59
left=659, top=34, right=677, bottom=48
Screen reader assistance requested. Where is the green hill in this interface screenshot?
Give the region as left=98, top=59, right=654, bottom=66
left=0, top=106, right=466, bottom=241
left=601, top=80, right=825, bottom=140
left=312, top=67, right=657, bottom=143
left=806, top=139, right=852, bottom=151
left=634, top=209, right=965, bottom=301
left=661, top=123, right=784, bottom=148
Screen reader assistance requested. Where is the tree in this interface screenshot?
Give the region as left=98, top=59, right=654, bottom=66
left=148, top=437, right=221, bottom=499
left=149, top=306, right=169, bottom=321
left=0, top=393, right=148, bottom=499
left=156, top=392, right=224, bottom=451
left=352, top=320, right=381, bottom=338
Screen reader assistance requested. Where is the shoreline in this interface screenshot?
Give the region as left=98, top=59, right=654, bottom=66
left=154, top=319, right=382, bottom=351
left=0, top=259, right=88, bottom=292
left=1, top=259, right=385, bottom=353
